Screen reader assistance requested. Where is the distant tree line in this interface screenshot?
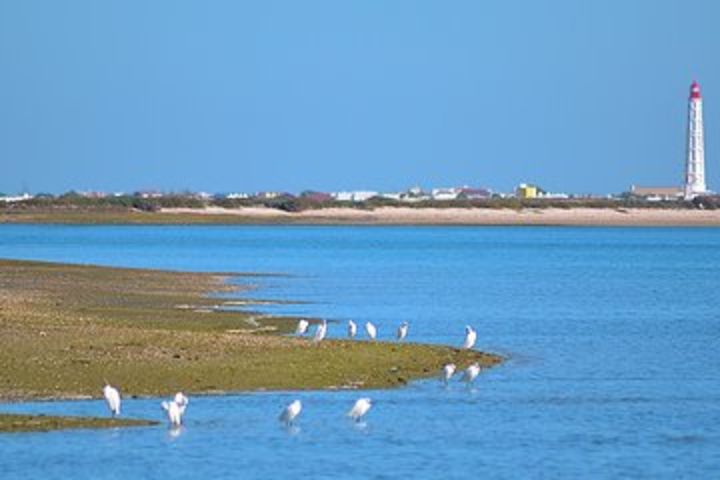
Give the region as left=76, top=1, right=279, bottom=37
left=1, top=191, right=717, bottom=212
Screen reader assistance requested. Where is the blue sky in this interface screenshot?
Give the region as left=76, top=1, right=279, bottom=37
left=0, top=0, right=718, bottom=195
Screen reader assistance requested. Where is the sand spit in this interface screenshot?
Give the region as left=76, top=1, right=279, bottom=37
left=161, top=207, right=720, bottom=226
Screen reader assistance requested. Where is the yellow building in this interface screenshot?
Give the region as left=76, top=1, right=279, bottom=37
left=516, top=183, right=538, bottom=199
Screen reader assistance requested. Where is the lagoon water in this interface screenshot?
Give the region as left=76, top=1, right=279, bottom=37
left=1, top=225, right=719, bottom=478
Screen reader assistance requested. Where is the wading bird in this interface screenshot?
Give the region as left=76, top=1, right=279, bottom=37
left=461, top=363, right=481, bottom=384
left=348, top=320, right=357, bottom=338
left=348, top=397, right=372, bottom=422
left=103, top=383, right=121, bottom=417
left=174, top=392, right=189, bottom=413
left=279, top=399, right=302, bottom=426
left=396, top=322, right=409, bottom=341
left=313, top=320, right=328, bottom=342
left=161, top=400, right=183, bottom=427
left=296, top=319, right=309, bottom=336
left=365, top=321, right=377, bottom=341
left=442, top=364, right=456, bottom=384
left=462, top=325, right=477, bottom=350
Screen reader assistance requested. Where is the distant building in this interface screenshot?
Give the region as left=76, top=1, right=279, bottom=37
left=256, top=191, right=283, bottom=199
left=0, top=193, right=33, bottom=203
left=407, top=186, right=424, bottom=196
left=516, top=183, right=538, bottom=199
left=332, top=192, right=351, bottom=201
left=379, top=192, right=403, bottom=201
left=457, top=187, right=491, bottom=200
left=78, top=191, right=108, bottom=198
left=538, top=192, right=570, bottom=199
left=300, top=191, right=333, bottom=202
left=629, top=185, right=683, bottom=201
left=135, top=190, right=164, bottom=199
left=332, top=191, right=378, bottom=202
left=224, top=192, right=250, bottom=199
left=431, top=188, right=460, bottom=200
left=378, top=188, right=431, bottom=202
left=399, top=186, right=430, bottom=202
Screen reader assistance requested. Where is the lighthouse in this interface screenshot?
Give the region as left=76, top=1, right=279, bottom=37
left=684, top=81, right=707, bottom=199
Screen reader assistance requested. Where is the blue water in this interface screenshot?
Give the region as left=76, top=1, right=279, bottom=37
left=1, top=225, right=719, bottom=479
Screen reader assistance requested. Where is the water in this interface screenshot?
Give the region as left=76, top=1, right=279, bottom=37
left=1, top=225, right=719, bottom=478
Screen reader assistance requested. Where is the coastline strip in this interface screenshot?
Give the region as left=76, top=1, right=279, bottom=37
left=3, top=206, right=720, bottom=226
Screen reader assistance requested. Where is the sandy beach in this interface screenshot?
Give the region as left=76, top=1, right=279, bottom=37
left=159, top=207, right=720, bottom=226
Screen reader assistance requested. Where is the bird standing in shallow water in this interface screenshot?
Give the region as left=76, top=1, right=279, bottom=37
left=161, top=392, right=189, bottom=426
left=348, top=398, right=372, bottom=422
left=461, top=363, right=481, bottom=384
left=396, top=322, right=409, bottom=341
left=103, top=384, right=121, bottom=417
left=313, top=320, right=328, bottom=342
left=442, top=364, right=456, bottom=384
left=348, top=320, right=357, bottom=338
left=161, top=400, right=183, bottom=427
left=174, top=392, right=189, bottom=413
left=279, top=399, right=302, bottom=426
left=365, top=321, right=377, bottom=341
left=462, top=325, right=477, bottom=350
left=296, top=319, right=309, bottom=336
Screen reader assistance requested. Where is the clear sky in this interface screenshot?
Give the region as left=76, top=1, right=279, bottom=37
left=0, top=0, right=718, bottom=195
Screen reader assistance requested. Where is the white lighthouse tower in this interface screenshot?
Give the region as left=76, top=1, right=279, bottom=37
left=684, top=81, right=707, bottom=199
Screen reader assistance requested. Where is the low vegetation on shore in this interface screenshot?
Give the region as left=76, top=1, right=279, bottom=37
left=0, top=258, right=500, bottom=431
left=2, top=192, right=720, bottom=225
left=1, top=192, right=717, bottom=220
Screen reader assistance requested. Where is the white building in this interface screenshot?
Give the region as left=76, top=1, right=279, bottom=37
left=0, top=193, right=33, bottom=203
left=256, top=191, right=281, bottom=199
left=332, top=191, right=379, bottom=202
left=538, top=192, right=570, bottom=199
left=379, top=192, right=403, bottom=201
left=397, top=186, right=430, bottom=202
left=226, top=192, right=250, bottom=199
left=431, top=187, right=461, bottom=200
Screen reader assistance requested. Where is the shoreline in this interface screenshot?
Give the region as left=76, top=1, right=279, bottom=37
left=3, top=206, right=720, bottom=226
left=0, top=258, right=501, bottom=431
left=163, top=206, right=720, bottom=226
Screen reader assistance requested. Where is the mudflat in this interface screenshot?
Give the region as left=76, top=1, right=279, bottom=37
left=0, top=258, right=499, bottom=401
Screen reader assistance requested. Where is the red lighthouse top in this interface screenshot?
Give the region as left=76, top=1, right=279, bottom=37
left=690, top=81, right=702, bottom=100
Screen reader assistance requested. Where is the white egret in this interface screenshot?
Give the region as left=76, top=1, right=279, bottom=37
left=313, top=320, right=328, bottom=342
left=396, top=322, right=409, bottom=341
left=365, top=321, right=377, bottom=341
left=103, top=384, right=121, bottom=417
left=174, top=392, right=189, bottom=414
left=462, top=325, right=477, bottom=350
left=279, top=399, right=303, bottom=426
left=161, top=400, right=183, bottom=427
left=442, top=363, right=456, bottom=384
left=348, top=320, right=357, bottom=338
left=461, top=363, right=481, bottom=384
left=348, top=397, right=372, bottom=422
left=296, top=319, right=309, bottom=336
